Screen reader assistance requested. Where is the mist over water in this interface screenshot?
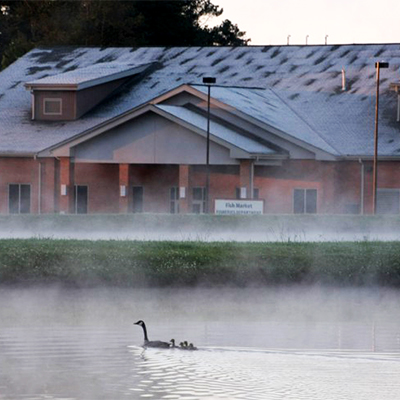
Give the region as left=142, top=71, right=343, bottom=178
left=2, top=214, right=400, bottom=242
left=2, top=225, right=400, bottom=242
left=1, top=286, right=400, bottom=399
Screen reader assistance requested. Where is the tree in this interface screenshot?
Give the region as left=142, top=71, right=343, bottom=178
left=0, top=0, right=249, bottom=69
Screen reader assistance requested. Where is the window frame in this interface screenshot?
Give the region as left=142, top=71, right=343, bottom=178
left=376, top=188, right=400, bottom=214
left=8, top=183, right=31, bottom=214
left=43, top=98, right=62, bottom=116
left=293, top=188, right=317, bottom=214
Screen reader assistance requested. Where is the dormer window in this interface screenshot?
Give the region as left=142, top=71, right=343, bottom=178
left=44, top=98, right=62, bottom=115
left=25, top=62, right=151, bottom=121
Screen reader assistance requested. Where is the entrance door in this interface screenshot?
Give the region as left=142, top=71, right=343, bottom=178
left=192, top=187, right=206, bottom=214
left=170, top=187, right=179, bottom=214
left=75, top=185, right=88, bottom=214
left=132, top=186, right=143, bottom=213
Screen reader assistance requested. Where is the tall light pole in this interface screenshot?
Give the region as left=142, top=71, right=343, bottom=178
left=373, top=61, right=389, bottom=215
left=202, top=76, right=216, bottom=214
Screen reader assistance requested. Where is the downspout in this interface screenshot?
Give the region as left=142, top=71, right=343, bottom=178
left=359, top=158, right=364, bottom=215
left=34, top=154, right=42, bottom=214
left=249, top=160, right=254, bottom=199
left=31, top=92, right=35, bottom=120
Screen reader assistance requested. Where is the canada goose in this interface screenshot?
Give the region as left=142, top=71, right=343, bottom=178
left=170, top=339, right=177, bottom=348
left=188, top=343, right=198, bottom=351
left=134, top=320, right=171, bottom=348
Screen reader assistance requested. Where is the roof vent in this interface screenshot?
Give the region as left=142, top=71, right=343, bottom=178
left=341, top=67, right=346, bottom=91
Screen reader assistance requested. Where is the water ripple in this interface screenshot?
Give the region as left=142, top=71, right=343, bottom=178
left=127, top=345, right=400, bottom=400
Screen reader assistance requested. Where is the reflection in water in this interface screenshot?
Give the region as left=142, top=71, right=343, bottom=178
left=0, top=287, right=400, bottom=399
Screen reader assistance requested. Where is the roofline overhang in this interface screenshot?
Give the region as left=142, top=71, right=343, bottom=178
left=38, top=102, right=277, bottom=160
left=340, top=155, right=400, bottom=161
left=0, top=152, right=36, bottom=157
left=24, top=63, right=151, bottom=92
left=35, top=83, right=336, bottom=161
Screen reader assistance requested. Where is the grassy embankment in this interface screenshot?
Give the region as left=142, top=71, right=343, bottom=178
left=1, top=239, right=400, bottom=287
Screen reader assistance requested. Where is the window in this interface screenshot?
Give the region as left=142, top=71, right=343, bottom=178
left=132, top=186, right=143, bottom=213
left=236, top=187, right=259, bottom=199
left=192, top=187, right=206, bottom=214
left=170, top=187, right=179, bottom=214
left=43, top=98, right=62, bottom=115
left=74, top=185, right=88, bottom=214
left=293, top=188, right=317, bottom=214
left=9, top=184, right=31, bottom=214
left=376, top=189, right=400, bottom=214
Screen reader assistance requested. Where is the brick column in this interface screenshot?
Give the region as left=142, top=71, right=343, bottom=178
left=119, top=163, right=130, bottom=213
left=59, top=157, right=74, bottom=214
left=239, top=160, right=254, bottom=199
left=179, top=164, right=190, bottom=213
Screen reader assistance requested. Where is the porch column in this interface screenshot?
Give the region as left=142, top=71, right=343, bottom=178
left=179, top=164, right=190, bottom=213
left=239, top=160, right=254, bottom=199
left=119, top=163, right=130, bottom=213
left=59, top=157, right=74, bottom=214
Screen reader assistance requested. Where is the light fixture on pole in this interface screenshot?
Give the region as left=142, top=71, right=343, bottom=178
left=373, top=61, right=389, bottom=215
left=202, top=76, right=216, bottom=214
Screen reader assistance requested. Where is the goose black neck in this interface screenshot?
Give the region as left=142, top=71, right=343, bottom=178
left=141, top=322, right=149, bottom=342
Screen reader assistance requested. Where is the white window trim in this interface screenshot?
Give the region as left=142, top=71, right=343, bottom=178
left=43, top=98, right=62, bottom=115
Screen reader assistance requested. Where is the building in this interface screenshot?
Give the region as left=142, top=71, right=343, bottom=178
left=1, top=44, right=400, bottom=215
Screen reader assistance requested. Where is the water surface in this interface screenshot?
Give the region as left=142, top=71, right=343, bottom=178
left=1, top=287, right=399, bottom=399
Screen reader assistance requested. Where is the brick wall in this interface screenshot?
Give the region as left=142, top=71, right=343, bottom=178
left=74, top=163, right=120, bottom=213
left=1, top=157, right=400, bottom=214
left=0, top=157, right=57, bottom=214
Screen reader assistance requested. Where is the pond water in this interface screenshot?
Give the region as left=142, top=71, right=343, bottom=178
left=1, top=286, right=400, bottom=399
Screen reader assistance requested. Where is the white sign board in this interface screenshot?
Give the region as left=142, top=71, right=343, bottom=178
left=215, top=199, right=264, bottom=215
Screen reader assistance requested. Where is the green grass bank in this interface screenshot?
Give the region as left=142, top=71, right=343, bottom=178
left=1, top=239, right=400, bottom=287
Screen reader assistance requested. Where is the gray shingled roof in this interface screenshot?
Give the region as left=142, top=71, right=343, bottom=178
left=25, top=62, right=150, bottom=90
left=156, top=104, right=276, bottom=155
left=1, top=45, right=400, bottom=156
left=191, top=85, right=340, bottom=155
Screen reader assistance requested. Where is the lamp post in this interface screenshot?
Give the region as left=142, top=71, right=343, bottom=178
left=202, top=76, right=216, bottom=214
left=372, top=61, right=389, bottom=215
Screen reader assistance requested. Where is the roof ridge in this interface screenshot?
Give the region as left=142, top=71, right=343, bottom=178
left=269, top=88, right=341, bottom=155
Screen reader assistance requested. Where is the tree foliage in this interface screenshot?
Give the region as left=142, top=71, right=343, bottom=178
left=0, top=0, right=249, bottom=69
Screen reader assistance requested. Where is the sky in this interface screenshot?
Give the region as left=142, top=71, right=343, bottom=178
left=212, top=0, right=400, bottom=46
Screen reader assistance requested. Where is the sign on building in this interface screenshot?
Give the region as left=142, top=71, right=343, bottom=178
left=215, top=199, right=264, bottom=215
